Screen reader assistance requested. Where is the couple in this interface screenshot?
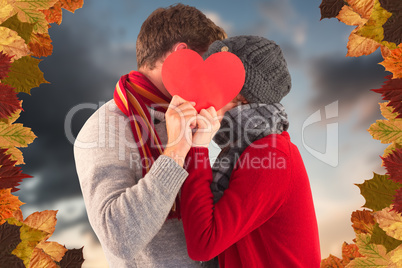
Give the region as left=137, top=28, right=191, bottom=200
left=74, top=4, right=320, bottom=268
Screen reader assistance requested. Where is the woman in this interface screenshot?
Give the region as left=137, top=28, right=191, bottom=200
left=180, top=36, right=321, bottom=267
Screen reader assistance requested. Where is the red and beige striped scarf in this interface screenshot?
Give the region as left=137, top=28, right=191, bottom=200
left=114, top=71, right=181, bottom=219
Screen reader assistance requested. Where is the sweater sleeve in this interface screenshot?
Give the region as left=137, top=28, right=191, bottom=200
left=180, top=146, right=291, bottom=261
left=73, top=105, right=188, bottom=260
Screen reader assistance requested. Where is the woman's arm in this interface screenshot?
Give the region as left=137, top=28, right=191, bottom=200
left=180, top=145, right=291, bottom=261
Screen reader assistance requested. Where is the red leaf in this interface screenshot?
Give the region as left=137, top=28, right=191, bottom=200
left=0, top=148, right=32, bottom=192
left=382, top=148, right=402, bottom=184
left=372, top=75, right=402, bottom=119
left=59, top=247, right=84, bottom=268
left=319, top=0, right=345, bottom=20
left=0, top=52, right=13, bottom=80
left=393, top=187, right=402, bottom=214
left=0, top=84, right=21, bottom=120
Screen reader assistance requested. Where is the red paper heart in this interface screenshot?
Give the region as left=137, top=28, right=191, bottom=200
left=162, top=49, right=245, bottom=112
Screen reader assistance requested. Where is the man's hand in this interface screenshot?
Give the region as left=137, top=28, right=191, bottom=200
left=163, top=95, right=197, bottom=167
left=192, top=107, right=221, bottom=148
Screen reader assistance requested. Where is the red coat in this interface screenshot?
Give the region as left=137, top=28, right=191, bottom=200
left=180, top=131, right=321, bottom=267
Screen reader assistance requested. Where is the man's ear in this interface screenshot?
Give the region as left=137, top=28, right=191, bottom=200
left=173, top=42, right=188, bottom=51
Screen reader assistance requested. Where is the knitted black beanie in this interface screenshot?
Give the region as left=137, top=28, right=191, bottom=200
left=203, top=35, right=291, bottom=104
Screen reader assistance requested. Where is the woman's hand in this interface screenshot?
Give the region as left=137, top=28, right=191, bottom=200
left=192, top=107, right=221, bottom=148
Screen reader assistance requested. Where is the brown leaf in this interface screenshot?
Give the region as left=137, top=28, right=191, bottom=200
left=59, top=247, right=85, bottom=268
left=320, top=254, right=344, bottom=267
left=41, top=2, right=62, bottom=25
left=28, top=32, right=53, bottom=57
left=319, top=0, right=345, bottom=20
left=351, top=209, right=376, bottom=235
left=0, top=222, right=25, bottom=267
left=341, top=241, right=363, bottom=264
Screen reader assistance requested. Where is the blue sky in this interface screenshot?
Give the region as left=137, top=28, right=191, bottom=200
left=15, top=0, right=391, bottom=266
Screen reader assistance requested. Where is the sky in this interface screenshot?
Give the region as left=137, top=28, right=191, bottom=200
left=14, top=0, right=391, bottom=266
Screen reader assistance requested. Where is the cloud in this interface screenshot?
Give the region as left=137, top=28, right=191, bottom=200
left=307, top=51, right=387, bottom=125
left=203, top=10, right=234, bottom=35
left=258, top=0, right=308, bottom=46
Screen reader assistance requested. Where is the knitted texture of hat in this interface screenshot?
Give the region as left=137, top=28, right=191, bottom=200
left=203, top=35, right=291, bottom=104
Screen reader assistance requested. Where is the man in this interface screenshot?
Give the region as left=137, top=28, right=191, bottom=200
left=73, top=4, right=226, bottom=267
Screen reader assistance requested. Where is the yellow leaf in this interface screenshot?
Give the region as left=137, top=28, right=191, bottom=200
left=337, top=5, right=367, bottom=26
left=0, top=0, right=16, bottom=24
left=368, top=119, right=402, bottom=144
left=374, top=206, right=402, bottom=241
left=0, top=188, right=24, bottom=224
left=389, top=244, right=402, bottom=267
left=28, top=247, right=57, bottom=268
left=379, top=45, right=402, bottom=79
left=36, top=241, right=67, bottom=262
left=0, top=121, right=36, bottom=148
left=7, top=217, right=49, bottom=267
left=347, top=27, right=380, bottom=57
left=24, top=210, right=58, bottom=240
left=347, top=0, right=375, bottom=19
left=380, top=102, right=400, bottom=120
left=13, top=0, right=59, bottom=34
left=355, top=0, right=396, bottom=49
left=0, top=26, right=30, bottom=61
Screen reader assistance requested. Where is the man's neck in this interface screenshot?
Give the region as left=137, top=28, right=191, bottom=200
left=138, top=67, right=172, bottom=99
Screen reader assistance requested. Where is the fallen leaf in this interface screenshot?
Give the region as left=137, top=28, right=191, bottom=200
left=59, top=0, right=84, bottom=13
left=24, top=210, right=57, bottom=241
left=0, top=148, right=32, bottom=192
left=1, top=55, right=49, bottom=94
left=380, top=44, right=402, bottom=79
left=320, top=254, right=344, bottom=267
left=1, top=14, right=35, bottom=44
left=28, top=32, right=52, bottom=57
left=382, top=148, right=402, bottom=184
left=379, top=0, right=402, bottom=45
left=380, top=102, right=400, bottom=120
left=388, top=244, right=402, bottom=267
left=0, top=26, right=30, bottom=61
left=382, top=142, right=402, bottom=167
left=37, top=241, right=67, bottom=262
left=59, top=247, right=85, bottom=268
left=319, top=0, right=345, bottom=20
left=347, top=26, right=380, bottom=57
left=368, top=118, right=402, bottom=144
left=374, top=206, right=402, bottom=241
left=41, top=2, right=62, bottom=24
left=13, top=0, right=59, bottom=34
left=0, top=83, right=21, bottom=120
left=372, top=75, right=402, bottom=119
left=0, top=51, right=12, bottom=79
left=342, top=242, right=363, bottom=264
left=28, top=247, right=57, bottom=268
left=370, top=223, right=402, bottom=253
left=0, top=105, right=21, bottom=125
left=347, top=0, right=375, bottom=19
left=0, top=221, right=24, bottom=268
left=0, top=121, right=36, bottom=148
left=7, top=217, right=49, bottom=267
left=0, top=188, right=24, bottom=224
left=381, top=45, right=391, bottom=58
left=356, top=0, right=396, bottom=50
left=347, top=233, right=391, bottom=267
left=393, top=188, right=402, bottom=214
left=351, top=209, right=376, bottom=235
left=0, top=0, right=16, bottom=24
left=355, top=173, right=402, bottom=211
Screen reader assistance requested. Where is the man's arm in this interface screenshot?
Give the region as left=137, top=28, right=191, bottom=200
left=74, top=117, right=187, bottom=260
left=180, top=145, right=291, bottom=261
left=74, top=96, right=196, bottom=260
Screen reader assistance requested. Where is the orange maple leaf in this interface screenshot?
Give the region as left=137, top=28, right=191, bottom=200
left=0, top=188, right=24, bottom=224
left=28, top=33, right=53, bottom=57
left=380, top=45, right=402, bottom=79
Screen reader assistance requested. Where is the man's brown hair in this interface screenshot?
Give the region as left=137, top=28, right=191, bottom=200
left=136, top=4, right=227, bottom=69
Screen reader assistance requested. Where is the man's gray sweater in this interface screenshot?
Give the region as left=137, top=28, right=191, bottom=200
left=74, top=100, right=216, bottom=267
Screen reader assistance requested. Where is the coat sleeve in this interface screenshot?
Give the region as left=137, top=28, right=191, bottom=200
left=180, top=146, right=291, bottom=261
left=73, top=103, right=188, bottom=260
